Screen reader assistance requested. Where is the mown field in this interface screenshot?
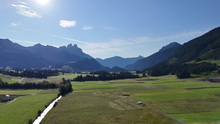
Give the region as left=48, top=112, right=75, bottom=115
left=0, top=73, right=86, bottom=84
left=0, top=73, right=23, bottom=84
left=0, top=73, right=81, bottom=124
left=0, top=89, right=58, bottom=124
left=43, top=75, right=220, bottom=124
left=20, top=73, right=87, bottom=84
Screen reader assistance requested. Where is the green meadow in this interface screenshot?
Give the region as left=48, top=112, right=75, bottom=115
left=43, top=75, right=220, bottom=124
left=0, top=74, right=22, bottom=84
left=0, top=89, right=58, bottom=124
left=19, top=73, right=87, bottom=84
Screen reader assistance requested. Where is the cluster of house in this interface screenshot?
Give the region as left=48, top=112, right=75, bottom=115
left=0, top=94, right=11, bottom=102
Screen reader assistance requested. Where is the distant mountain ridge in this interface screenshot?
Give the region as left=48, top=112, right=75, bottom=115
left=63, top=58, right=108, bottom=72
left=2, top=26, right=219, bottom=73
left=0, top=39, right=46, bottom=68
left=96, top=56, right=144, bottom=68
left=159, top=42, right=181, bottom=52
left=0, top=39, right=105, bottom=71
left=125, top=42, right=181, bottom=70
left=148, top=26, right=220, bottom=76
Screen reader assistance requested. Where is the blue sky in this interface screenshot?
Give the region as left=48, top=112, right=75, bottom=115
left=0, top=0, right=220, bottom=59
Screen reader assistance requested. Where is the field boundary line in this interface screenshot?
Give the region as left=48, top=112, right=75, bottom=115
left=145, top=102, right=186, bottom=124
left=19, top=78, right=25, bottom=83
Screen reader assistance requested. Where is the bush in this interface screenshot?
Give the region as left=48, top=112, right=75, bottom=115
left=59, top=79, right=73, bottom=96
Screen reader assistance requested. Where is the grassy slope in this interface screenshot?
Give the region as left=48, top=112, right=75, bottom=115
left=0, top=89, right=58, bottom=124
left=187, top=60, right=220, bottom=66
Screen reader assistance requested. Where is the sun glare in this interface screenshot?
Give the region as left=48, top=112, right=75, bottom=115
left=36, top=0, right=50, bottom=5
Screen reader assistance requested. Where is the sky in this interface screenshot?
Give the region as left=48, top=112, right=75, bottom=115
left=0, top=0, right=220, bottom=59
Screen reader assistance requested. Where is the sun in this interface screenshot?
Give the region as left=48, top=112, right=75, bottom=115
left=36, top=0, right=50, bottom=5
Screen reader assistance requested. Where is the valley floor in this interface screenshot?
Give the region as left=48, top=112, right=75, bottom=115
left=43, top=75, right=220, bottom=124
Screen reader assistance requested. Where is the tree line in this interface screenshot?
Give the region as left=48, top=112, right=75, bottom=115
left=0, top=78, right=73, bottom=96
left=0, top=79, right=58, bottom=89
left=0, top=69, right=59, bottom=79
left=73, top=71, right=140, bottom=81
left=148, top=62, right=219, bottom=79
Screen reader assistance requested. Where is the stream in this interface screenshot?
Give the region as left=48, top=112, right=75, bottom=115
left=33, top=95, right=62, bottom=124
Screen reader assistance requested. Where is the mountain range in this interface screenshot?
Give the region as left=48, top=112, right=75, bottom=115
left=0, top=26, right=219, bottom=73
left=148, top=26, right=220, bottom=76
left=0, top=39, right=105, bottom=71
left=125, top=42, right=181, bottom=70
left=96, top=56, right=144, bottom=68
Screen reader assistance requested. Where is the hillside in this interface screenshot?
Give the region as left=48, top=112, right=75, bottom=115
left=63, top=58, right=108, bottom=72
left=0, top=39, right=105, bottom=71
left=0, top=39, right=47, bottom=68
left=148, top=27, right=220, bottom=76
left=125, top=42, right=181, bottom=71
left=96, top=56, right=144, bottom=68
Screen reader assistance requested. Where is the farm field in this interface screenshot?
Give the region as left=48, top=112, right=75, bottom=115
left=43, top=75, right=220, bottom=124
left=20, top=73, right=87, bottom=84
left=43, top=91, right=177, bottom=124
left=0, top=89, right=58, bottom=124
left=0, top=73, right=85, bottom=84
left=0, top=74, right=23, bottom=84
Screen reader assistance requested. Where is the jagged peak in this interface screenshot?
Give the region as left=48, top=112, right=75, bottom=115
left=73, top=44, right=78, bottom=48
left=67, top=44, right=72, bottom=48
left=66, top=44, right=78, bottom=48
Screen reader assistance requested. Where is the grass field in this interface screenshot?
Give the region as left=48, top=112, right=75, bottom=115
left=43, top=92, right=177, bottom=124
left=187, top=60, right=220, bottom=66
left=42, top=75, right=220, bottom=124
left=0, top=73, right=87, bottom=84
left=0, top=89, right=58, bottom=124
left=20, top=73, right=87, bottom=84
left=130, top=76, right=220, bottom=123
left=0, top=74, right=22, bottom=84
